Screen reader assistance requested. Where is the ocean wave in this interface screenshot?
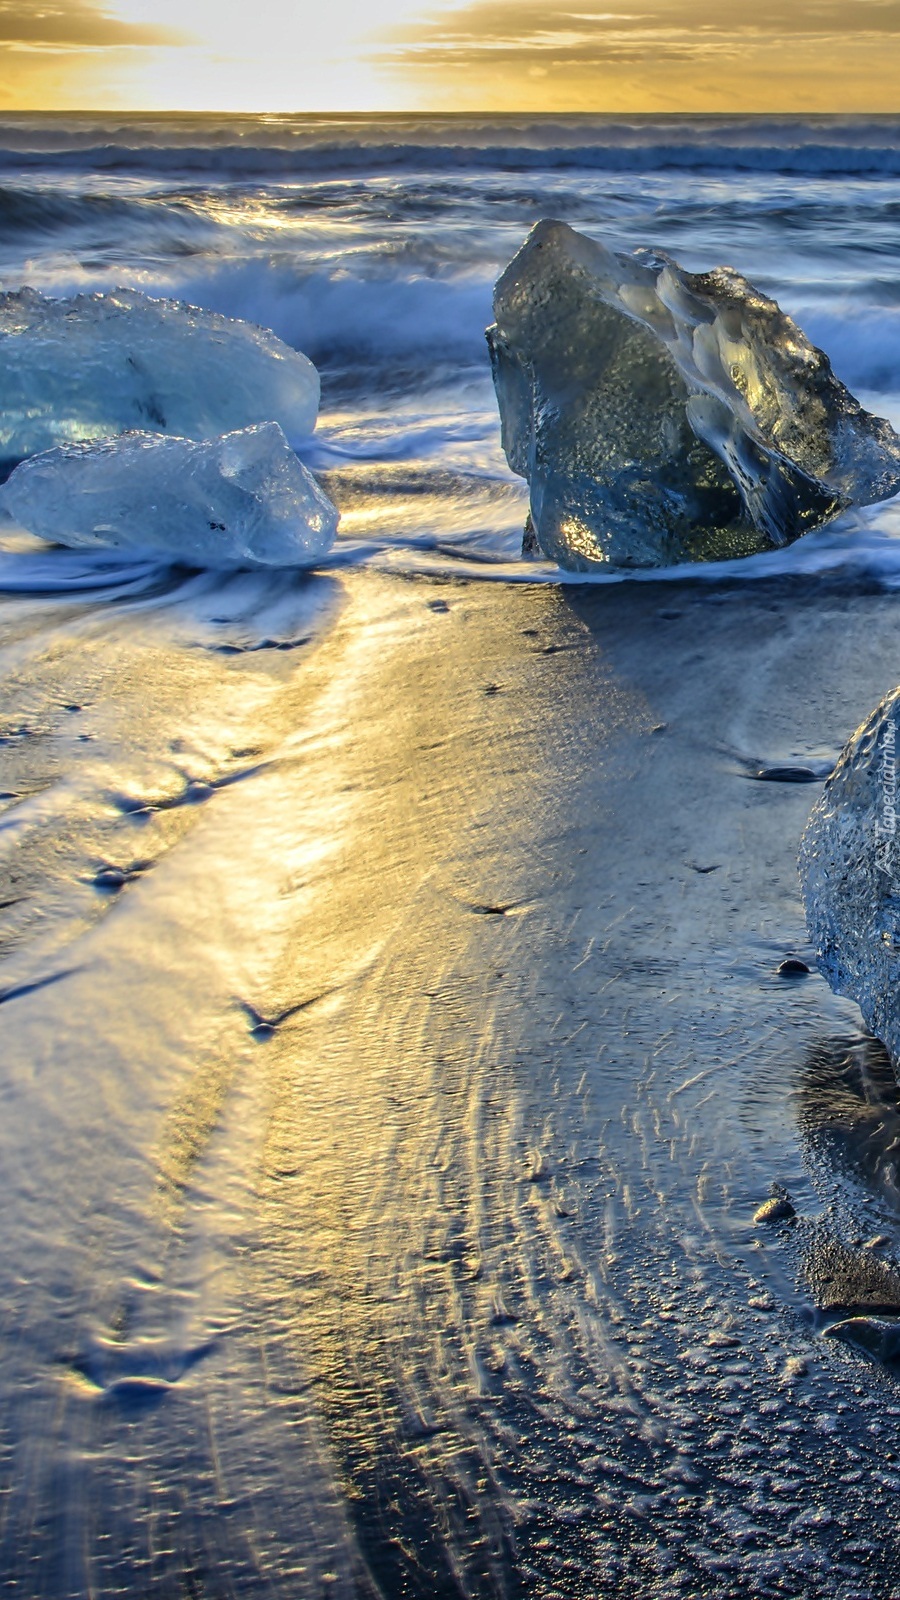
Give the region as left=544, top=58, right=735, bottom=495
left=785, top=303, right=900, bottom=397
left=331, top=493, right=900, bottom=587
left=0, top=183, right=213, bottom=244
left=4, top=126, right=900, bottom=180
left=3, top=141, right=899, bottom=180
left=9, top=258, right=497, bottom=371
left=16, top=254, right=900, bottom=401
left=6, top=495, right=900, bottom=594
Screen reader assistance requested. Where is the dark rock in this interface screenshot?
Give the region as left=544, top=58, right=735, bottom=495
left=752, top=766, right=820, bottom=783
left=824, top=1315, right=900, bottom=1363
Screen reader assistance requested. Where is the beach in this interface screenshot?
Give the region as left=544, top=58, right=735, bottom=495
left=2, top=559, right=900, bottom=1595
left=4, top=112, right=900, bottom=1596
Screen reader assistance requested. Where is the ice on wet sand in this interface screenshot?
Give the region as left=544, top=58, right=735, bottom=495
left=0, top=286, right=321, bottom=462
left=800, top=685, right=900, bottom=1070
left=0, top=422, right=339, bottom=568
left=488, top=219, right=900, bottom=570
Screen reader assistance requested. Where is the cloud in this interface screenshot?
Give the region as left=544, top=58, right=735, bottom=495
left=380, top=0, right=900, bottom=67
left=0, top=0, right=183, bottom=50
left=385, top=0, right=900, bottom=58
left=378, top=0, right=900, bottom=108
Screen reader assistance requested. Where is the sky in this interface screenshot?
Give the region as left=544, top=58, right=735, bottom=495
left=2, top=0, right=899, bottom=113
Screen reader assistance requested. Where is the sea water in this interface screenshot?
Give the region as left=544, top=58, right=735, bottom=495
left=3, top=115, right=900, bottom=1599
left=3, top=113, right=900, bottom=583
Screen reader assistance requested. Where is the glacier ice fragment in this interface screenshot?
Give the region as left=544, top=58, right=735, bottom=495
left=0, top=286, right=320, bottom=464
left=0, top=422, right=338, bottom=569
left=800, top=687, right=900, bottom=1070
left=488, top=220, right=900, bottom=570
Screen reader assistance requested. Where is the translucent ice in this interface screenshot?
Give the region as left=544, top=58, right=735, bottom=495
left=0, top=287, right=320, bottom=464
left=488, top=220, right=900, bottom=570
left=0, top=423, right=338, bottom=568
left=800, top=688, right=900, bottom=1070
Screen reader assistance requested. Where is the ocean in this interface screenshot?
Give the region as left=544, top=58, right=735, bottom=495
left=4, top=113, right=900, bottom=582
left=3, top=113, right=900, bottom=1599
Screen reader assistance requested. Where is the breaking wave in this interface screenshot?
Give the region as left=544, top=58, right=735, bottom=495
left=4, top=115, right=900, bottom=179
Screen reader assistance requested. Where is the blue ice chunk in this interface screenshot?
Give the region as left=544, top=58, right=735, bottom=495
left=0, top=286, right=320, bottom=462
left=0, top=422, right=338, bottom=569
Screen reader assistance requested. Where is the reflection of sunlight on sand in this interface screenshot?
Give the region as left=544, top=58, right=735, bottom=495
left=8, top=563, right=900, bottom=1589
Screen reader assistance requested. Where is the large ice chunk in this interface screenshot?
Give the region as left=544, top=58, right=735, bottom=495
left=0, top=287, right=320, bottom=464
left=800, top=689, right=900, bottom=1070
left=488, top=221, right=900, bottom=570
left=0, top=423, right=338, bottom=569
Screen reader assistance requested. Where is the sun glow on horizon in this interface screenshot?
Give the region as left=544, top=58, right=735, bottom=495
left=1, top=0, right=899, bottom=113
left=0, top=0, right=426, bottom=112
left=96, top=0, right=429, bottom=113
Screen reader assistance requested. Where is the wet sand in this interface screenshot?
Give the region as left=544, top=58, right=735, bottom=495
left=3, top=565, right=900, bottom=1596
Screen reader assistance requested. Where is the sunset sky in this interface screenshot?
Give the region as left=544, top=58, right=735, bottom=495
left=2, top=0, right=900, bottom=113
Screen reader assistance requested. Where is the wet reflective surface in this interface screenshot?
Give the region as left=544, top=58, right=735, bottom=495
left=5, top=566, right=900, bottom=1595
left=8, top=111, right=900, bottom=1599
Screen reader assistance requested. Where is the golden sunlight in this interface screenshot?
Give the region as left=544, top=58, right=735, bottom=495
left=0, top=0, right=426, bottom=111
left=0, top=0, right=897, bottom=112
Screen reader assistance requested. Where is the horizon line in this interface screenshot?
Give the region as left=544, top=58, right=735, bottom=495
left=2, top=106, right=900, bottom=118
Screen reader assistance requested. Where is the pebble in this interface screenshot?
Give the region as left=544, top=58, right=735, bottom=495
left=782, top=1356, right=808, bottom=1381
left=753, top=1193, right=796, bottom=1224
left=93, top=866, right=128, bottom=891
left=777, top=957, right=811, bottom=978
left=752, top=766, right=820, bottom=783
left=825, top=1316, right=900, bottom=1363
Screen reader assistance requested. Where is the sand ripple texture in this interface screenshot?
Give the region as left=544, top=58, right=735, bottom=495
left=2, top=560, right=900, bottom=1597
left=4, top=112, right=900, bottom=1600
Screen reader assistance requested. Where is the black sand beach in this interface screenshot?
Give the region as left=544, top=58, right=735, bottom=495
left=5, top=108, right=900, bottom=1598
left=4, top=565, right=900, bottom=1595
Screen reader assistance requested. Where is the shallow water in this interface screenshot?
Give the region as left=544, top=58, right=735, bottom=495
left=4, top=112, right=900, bottom=583
left=4, top=116, right=900, bottom=1598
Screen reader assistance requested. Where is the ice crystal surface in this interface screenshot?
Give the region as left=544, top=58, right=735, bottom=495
left=0, top=422, right=338, bottom=568
left=488, top=220, right=900, bottom=569
left=801, top=686, right=900, bottom=1068
left=0, top=286, right=320, bottom=463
